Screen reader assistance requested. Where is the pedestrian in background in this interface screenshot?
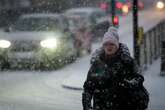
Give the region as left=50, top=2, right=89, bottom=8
left=74, top=23, right=93, bottom=56
left=82, top=27, right=149, bottom=110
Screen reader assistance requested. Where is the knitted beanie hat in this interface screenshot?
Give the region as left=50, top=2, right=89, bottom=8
left=102, top=27, right=119, bottom=49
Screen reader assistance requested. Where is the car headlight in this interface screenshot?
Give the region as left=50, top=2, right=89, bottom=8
left=0, top=40, right=11, bottom=48
left=40, top=38, right=58, bottom=49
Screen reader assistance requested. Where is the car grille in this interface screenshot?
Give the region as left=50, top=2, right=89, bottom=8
left=10, top=40, right=39, bottom=52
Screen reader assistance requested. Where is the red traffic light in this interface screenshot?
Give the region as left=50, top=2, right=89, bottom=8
left=116, top=2, right=123, bottom=9
left=112, top=16, right=119, bottom=25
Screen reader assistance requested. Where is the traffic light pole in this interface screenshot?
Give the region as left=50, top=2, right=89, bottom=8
left=133, top=0, right=140, bottom=66
left=111, top=0, right=115, bottom=26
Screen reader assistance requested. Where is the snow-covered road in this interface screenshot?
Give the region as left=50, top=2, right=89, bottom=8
left=0, top=8, right=164, bottom=110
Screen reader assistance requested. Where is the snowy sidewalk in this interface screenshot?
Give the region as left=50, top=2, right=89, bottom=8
left=61, top=43, right=100, bottom=90
left=143, top=59, right=165, bottom=110
left=61, top=56, right=89, bottom=90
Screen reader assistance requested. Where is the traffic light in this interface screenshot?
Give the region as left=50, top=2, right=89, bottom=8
left=112, top=15, right=119, bottom=26
left=116, top=1, right=123, bottom=9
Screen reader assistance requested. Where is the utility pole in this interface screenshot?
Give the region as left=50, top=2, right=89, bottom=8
left=133, top=0, right=140, bottom=66
left=111, top=0, right=115, bottom=26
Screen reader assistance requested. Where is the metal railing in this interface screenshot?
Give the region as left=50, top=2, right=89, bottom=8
left=139, top=19, right=165, bottom=71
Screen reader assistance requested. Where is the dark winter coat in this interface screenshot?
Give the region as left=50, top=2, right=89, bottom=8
left=82, top=43, right=148, bottom=110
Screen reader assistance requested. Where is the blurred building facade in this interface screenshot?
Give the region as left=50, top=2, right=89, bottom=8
left=0, top=0, right=31, bottom=27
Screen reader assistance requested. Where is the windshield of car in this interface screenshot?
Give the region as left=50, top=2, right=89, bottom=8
left=12, top=17, right=61, bottom=31
left=67, top=15, right=87, bottom=29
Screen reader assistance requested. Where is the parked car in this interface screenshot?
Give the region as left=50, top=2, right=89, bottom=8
left=0, top=13, right=77, bottom=70
left=65, top=7, right=111, bottom=39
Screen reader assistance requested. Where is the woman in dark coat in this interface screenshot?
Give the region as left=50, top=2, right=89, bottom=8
left=82, top=27, right=149, bottom=110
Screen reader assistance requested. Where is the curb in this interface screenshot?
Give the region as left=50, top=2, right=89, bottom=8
left=62, top=84, right=83, bottom=91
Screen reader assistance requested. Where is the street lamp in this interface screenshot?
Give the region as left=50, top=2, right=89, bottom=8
left=156, top=1, right=164, bottom=9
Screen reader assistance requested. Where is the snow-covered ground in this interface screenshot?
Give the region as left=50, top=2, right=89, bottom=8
left=143, top=59, right=165, bottom=110
left=0, top=8, right=164, bottom=110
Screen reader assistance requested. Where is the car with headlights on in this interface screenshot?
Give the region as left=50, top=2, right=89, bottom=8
left=0, top=13, right=77, bottom=70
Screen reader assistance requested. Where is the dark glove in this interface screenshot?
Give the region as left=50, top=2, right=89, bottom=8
left=118, top=79, right=137, bottom=89
left=82, top=92, right=92, bottom=110
left=121, top=79, right=139, bottom=89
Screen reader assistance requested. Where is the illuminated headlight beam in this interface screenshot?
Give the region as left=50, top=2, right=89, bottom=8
left=0, top=40, right=11, bottom=48
left=40, top=39, right=58, bottom=49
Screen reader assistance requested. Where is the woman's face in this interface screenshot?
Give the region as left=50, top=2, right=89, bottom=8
left=103, top=42, right=118, bottom=56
